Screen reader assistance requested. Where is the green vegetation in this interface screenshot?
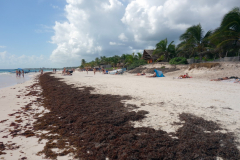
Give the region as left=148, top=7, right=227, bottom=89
left=127, top=59, right=148, bottom=70
left=80, top=52, right=144, bottom=70
left=153, top=38, right=176, bottom=61
left=169, top=57, right=187, bottom=65
left=79, top=7, right=240, bottom=70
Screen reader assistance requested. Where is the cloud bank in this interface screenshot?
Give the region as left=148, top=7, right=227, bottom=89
left=50, top=0, right=239, bottom=66
left=0, top=51, right=50, bottom=69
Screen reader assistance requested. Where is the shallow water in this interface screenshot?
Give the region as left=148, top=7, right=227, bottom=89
left=0, top=73, right=32, bottom=89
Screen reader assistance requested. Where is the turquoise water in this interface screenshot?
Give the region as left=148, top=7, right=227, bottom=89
left=0, top=69, right=51, bottom=74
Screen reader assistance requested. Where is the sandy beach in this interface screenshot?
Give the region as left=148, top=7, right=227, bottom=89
left=54, top=64, right=240, bottom=141
left=0, top=63, right=240, bottom=159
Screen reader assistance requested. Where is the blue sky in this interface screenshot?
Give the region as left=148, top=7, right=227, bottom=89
left=0, top=0, right=66, bottom=68
left=0, top=0, right=239, bottom=69
left=0, top=0, right=65, bottom=55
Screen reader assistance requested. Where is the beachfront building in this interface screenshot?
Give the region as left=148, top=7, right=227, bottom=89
left=142, top=49, right=157, bottom=63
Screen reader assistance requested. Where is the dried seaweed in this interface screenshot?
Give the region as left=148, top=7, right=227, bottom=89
left=0, top=142, right=6, bottom=155
left=33, top=73, right=240, bottom=159
left=0, top=119, right=8, bottom=123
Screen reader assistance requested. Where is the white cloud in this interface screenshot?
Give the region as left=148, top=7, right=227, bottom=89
left=49, top=0, right=239, bottom=66
left=118, top=33, right=128, bottom=42
left=102, top=0, right=123, bottom=10
left=109, top=42, right=125, bottom=45
left=51, top=4, right=60, bottom=9
left=50, top=0, right=125, bottom=64
left=35, top=24, right=53, bottom=33
left=121, top=0, right=239, bottom=42
left=109, top=42, right=116, bottom=45
left=0, top=51, right=6, bottom=59
left=0, top=51, right=52, bottom=69
left=0, top=46, right=6, bottom=48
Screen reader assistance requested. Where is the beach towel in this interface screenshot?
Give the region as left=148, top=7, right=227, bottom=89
left=154, top=69, right=165, bottom=77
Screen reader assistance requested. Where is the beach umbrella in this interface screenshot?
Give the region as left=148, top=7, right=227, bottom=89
left=17, top=68, right=23, bottom=70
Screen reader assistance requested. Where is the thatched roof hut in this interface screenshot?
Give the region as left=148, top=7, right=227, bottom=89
left=142, top=50, right=157, bottom=63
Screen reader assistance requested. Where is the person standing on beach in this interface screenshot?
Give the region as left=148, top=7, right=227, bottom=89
left=93, top=68, right=96, bottom=75
left=41, top=69, right=43, bottom=75
left=62, top=68, right=66, bottom=75
left=22, top=70, right=24, bottom=77
left=16, top=70, right=18, bottom=77
left=102, top=68, right=104, bottom=74
left=86, top=68, right=88, bottom=74
left=19, top=70, right=21, bottom=77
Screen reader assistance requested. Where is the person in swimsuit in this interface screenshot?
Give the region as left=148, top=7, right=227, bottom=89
left=136, top=72, right=146, bottom=76
left=211, top=77, right=229, bottom=81
left=146, top=72, right=156, bottom=77
left=178, top=73, right=190, bottom=79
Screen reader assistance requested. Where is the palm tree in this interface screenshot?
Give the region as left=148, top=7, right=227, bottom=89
left=95, top=57, right=100, bottom=66
left=218, top=7, right=240, bottom=45
left=209, top=7, right=240, bottom=57
left=100, top=56, right=106, bottom=65
left=153, top=38, right=175, bottom=61
left=109, top=55, right=120, bottom=67
left=81, top=59, right=86, bottom=66
left=137, top=52, right=142, bottom=60
left=89, top=61, right=95, bottom=68
left=179, top=24, right=212, bottom=58
left=125, top=53, right=137, bottom=65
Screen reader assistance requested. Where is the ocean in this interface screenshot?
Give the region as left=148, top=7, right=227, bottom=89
left=0, top=69, right=53, bottom=89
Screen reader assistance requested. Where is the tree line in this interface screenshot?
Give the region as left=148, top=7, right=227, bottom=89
left=80, top=7, right=240, bottom=68
left=80, top=53, right=146, bottom=69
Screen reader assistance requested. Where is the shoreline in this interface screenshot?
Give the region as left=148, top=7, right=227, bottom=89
left=0, top=73, right=37, bottom=89
left=0, top=68, right=240, bottom=159
left=0, top=73, right=47, bottom=159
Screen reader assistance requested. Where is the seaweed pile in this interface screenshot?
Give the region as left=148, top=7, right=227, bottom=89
left=0, top=142, right=6, bottom=155
left=34, top=73, right=240, bottom=159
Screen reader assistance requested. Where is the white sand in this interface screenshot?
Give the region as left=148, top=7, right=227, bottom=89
left=0, top=63, right=240, bottom=159
left=54, top=64, right=240, bottom=150
left=0, top=74, right=49, bottom=160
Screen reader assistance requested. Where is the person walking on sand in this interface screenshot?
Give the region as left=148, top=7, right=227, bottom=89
left=16, top=70, right=18, bottom=77
left=18, top=70, right=21, bottom=77
left=93, top=68, right=96, bottom=75
left=86, top=68, right=88, bottom=74
left=62, top=68, right=66, bottom=75
left=22, top=70, right=24, bottom=77
left=41, top=69, right=43, bottom=75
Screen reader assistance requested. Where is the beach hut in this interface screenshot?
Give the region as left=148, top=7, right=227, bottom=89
left=142, top=50, right=157, bottom=63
